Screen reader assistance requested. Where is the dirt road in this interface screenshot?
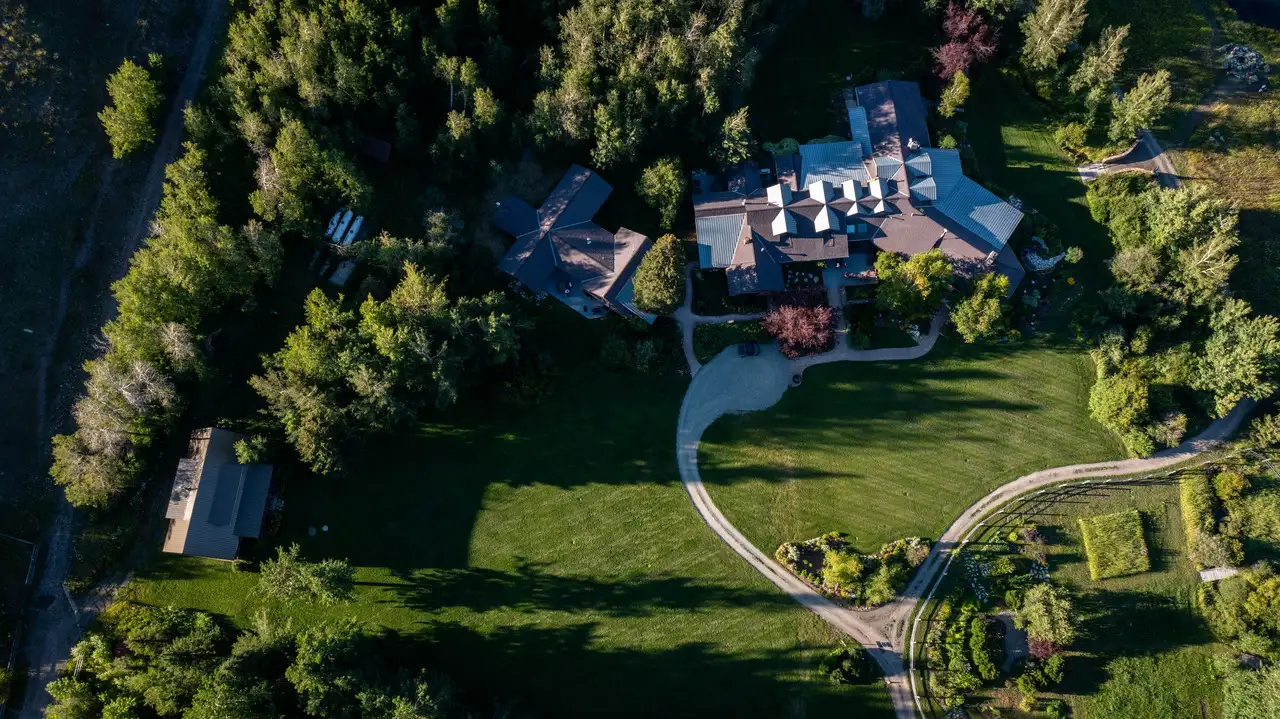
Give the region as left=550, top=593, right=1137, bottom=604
left=14, top=0, right=227, bottom=714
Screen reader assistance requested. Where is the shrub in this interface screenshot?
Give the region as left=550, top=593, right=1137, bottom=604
left=939, top=71, right=970, bottom=118
left=1016, top=583, right=1076, bottom=647
left=822, top=550, right=864, bottom=594
left=257, top=543, right=355, bottom=605
left=864, top=562, right=906, bottom=606
left=1045, top=698, right=1068, bottom=719
left=691, top=321, right=766, bottom=363
left=1054, top=122, right=1088, bottom=158
left=761, top=304, right=835, bottom=358
left=1214, top=470, right=1250, bottom=504
left=1088, top=371, right=1151, bottom=456
left=938, top=134, right=959, bottom=149
left=1190, top=533, right=1243, bottom=569
left=98, top=59, right=163, bottom=158
left=819, top=644, right=874, bottom=684
left=969, top=616, right=999, bottom=681
left=952, top=273, right=1010, bottom=343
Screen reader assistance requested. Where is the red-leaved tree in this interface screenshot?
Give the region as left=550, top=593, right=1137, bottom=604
left=932, top=3, right=999, bottom=79
left=761, top=304, right=835, bottom=358
left=1028, top=638, right=1059, bottom=659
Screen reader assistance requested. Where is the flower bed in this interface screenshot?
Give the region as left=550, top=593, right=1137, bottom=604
left=774, top=532, right=930, bottom=608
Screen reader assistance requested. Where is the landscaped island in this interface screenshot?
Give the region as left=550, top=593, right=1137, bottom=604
left=775, top=533, right=930, bottom=608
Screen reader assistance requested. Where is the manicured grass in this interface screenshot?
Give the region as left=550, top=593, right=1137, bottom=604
left=693, top=320, right=768, bottom=363
left=1079, top=510, right=1152, bottom=580
left=699, top=337, right=1126, bottom=556
left=122, top=307, right=893, bottom=719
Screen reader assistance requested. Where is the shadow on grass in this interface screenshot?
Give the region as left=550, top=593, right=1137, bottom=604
left=403, top=621, right=893, bottom=719
left=377, top=561, right=800, bottom=618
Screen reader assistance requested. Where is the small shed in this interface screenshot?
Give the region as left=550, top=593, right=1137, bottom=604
left=162, top=428, right=273, bottom=560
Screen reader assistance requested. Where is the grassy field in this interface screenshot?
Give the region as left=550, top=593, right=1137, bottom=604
left=122, top=307, right=893, bottom=719
left=699, top=337, right=1125, bottom=555
left=1079, top=510, right=1151, bottom=580
left=1042, top=481, right=1229, bottom=718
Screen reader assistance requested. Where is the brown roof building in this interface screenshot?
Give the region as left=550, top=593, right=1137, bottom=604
left=494, top=165, right=655, bottom=322
left=693, top=81, right=1026, bottom=295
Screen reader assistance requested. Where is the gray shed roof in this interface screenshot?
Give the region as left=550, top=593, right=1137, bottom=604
left=798, top=141, right=870, bottom=186
left=163, top=428, right=273, bottom=560
left=696, top=212, right=747, bottom=267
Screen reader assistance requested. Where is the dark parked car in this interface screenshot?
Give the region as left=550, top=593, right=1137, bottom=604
left=738, top=342, right=759, bottom=357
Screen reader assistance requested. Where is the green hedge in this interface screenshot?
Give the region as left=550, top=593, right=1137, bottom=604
left=1179, top=473, right=1218, bottom=555
left=692, top=321, right=766, bottom=363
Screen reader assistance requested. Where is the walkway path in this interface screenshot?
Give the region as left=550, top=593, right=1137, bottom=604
left=671, top=285, right=1253, bottom=718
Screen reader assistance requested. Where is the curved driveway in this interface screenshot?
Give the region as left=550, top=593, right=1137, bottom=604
left=673, top=310, right=1252, bottom=719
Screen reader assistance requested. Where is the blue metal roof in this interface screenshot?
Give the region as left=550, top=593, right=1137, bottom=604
left=873, top=155, right=902, bottom=179
left=847, top=105, right=872, bottom=156
left=799, top=141, right=869, bottom=186
left=921, top=149, right=963, bottom=197
left=695, top=213, right=746, bottom=268
left=935, top=177, right=1024, bottom=251
left=910, top=177, right=938, bottom=203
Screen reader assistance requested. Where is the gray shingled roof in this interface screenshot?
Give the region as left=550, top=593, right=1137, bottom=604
left=847, top=104, right=872, bottom=157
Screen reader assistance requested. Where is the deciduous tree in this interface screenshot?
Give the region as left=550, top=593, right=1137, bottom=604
left=1015, top=583, right=1077, bottom=647
left=951, top=272, right=1009, bottom=343
left=1195, top=299, right=1280, bottom=417
left=1021, top=0, right=1088, bottom=71
left=99, top=59, right=162, bottom=158
left=1069, top=24, right=1130, bottom=93
left=1108, top=70, right=1172, bottom=143
left=257, top=543, right=355, bottom=605
left=715, top=107, right=753, bottom=169
left=876, top=249, right=954, bottom=318
left=762, top=304, right=835, bottom=358
left=637, top=158, right=686, bottom=230
left=933, top=4, right=999, bottom=79
left=938, top=71, right=970, bottom=118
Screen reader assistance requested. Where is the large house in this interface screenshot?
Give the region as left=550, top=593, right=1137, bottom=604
left=693, top=80, right=1026, bottom=296
left=494, top=165, right=655, bottom=322
left=162, top=428, right=274, bottom=560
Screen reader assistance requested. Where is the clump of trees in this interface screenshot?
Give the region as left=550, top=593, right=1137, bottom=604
left=45, top=604, right=469, bottom=719
left=528, top=0, right=764, bottom=168
left=631, top=234, right=685, bottom=315
left=99, top=59, right=163, bottom=158
left=819, top=643, right=877, bottom=685
left=250, top=265, right=518, bottom=474
left=1200, top=565, right=1280, bottom=660
left=761, top=304, right=835, bottom=358
left=1080, top=176, right=1279, bottom=456
left=876, top=249, right=954, bottom=320
left=52, top=144, right=281, bottom=508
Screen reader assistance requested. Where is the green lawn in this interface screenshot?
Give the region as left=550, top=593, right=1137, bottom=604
left=699, top=337, right=1126, bottom=556
left=1079, top=509, right=1152, bottom=580
left=1037, top=480, right=1230, bottom=718
left=123, top=307, right=893, bottom=719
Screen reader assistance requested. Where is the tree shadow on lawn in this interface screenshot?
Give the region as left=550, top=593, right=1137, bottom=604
left=1065, top=588, right=1214, bottom=697
left=403, top=621, right=893, bottom=719
left=371, top=560, right=800, bottom=618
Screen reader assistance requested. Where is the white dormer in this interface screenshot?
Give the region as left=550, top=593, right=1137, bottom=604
left=771, top=209, right=797, bottom=236
left=808, top=180, right=834, bottom=203
left=767, top=183, right=793, bottom=207
left=841, top=179, right=865, bottom=200
left=869, top=178, right=888, bottom=199
left=814, top=206, right=838, bottom=233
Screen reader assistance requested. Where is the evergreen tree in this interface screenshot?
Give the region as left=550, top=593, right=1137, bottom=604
left=631, top=234, right=685, bottom=315
left=714, top=107, right=753, bottom=169
left=938, top=71, right=970, bottom=118
left=636, top=158, right=687, bottom=230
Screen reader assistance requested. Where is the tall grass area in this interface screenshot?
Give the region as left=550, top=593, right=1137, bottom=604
left=1079, top=509, right=1151, bottom=580
left=699, top=337, right=1125, bottom=555
left=121, top=308, right=893, bottom=719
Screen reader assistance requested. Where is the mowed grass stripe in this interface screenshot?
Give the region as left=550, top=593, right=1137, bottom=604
left=1079, top=509, right=1152, bottom=580
left=700, top=340, right=1124, bottom=554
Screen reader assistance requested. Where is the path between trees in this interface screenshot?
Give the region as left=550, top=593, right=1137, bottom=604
left=671, top=290, right=1253, bottom=718
left=16, top=0, right=228, bottom=715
